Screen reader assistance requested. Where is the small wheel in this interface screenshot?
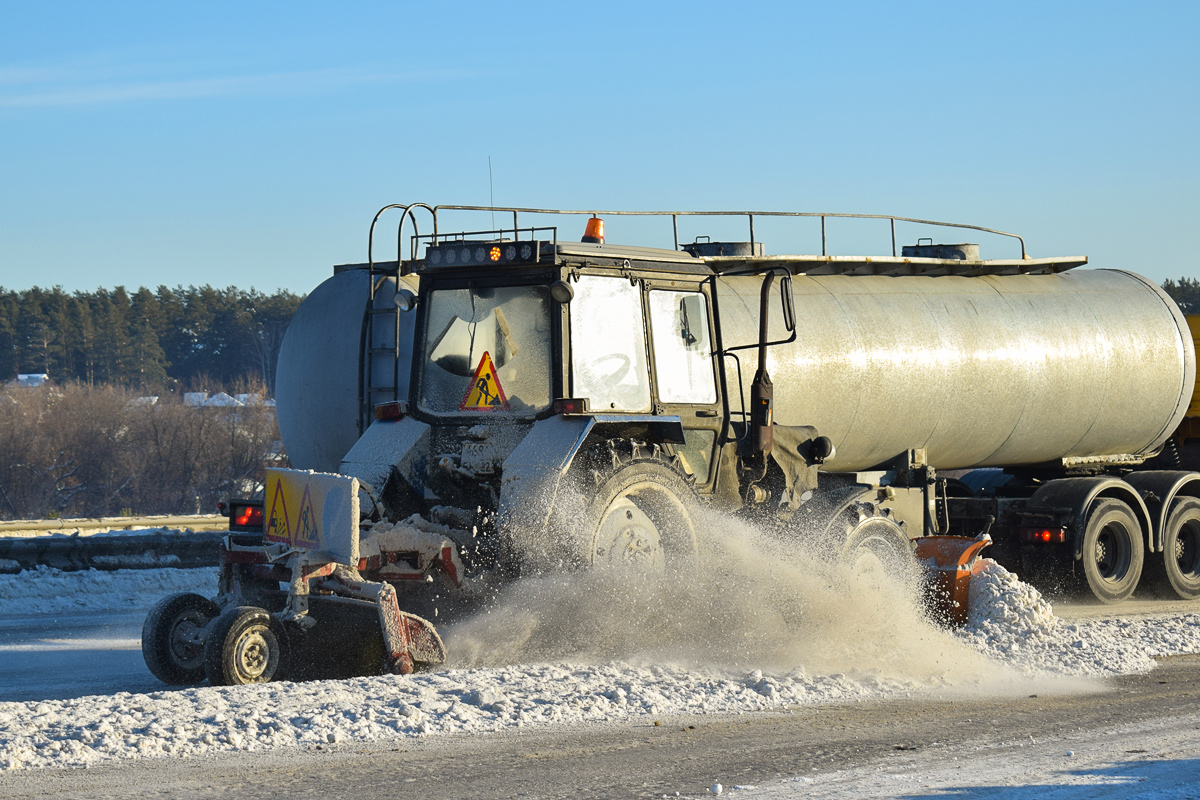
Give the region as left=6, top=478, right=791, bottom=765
left=1078, top=498, right=1144, bottom=604
left=142, top=592, right=220, bottom=685
left=1148, top=497, right=1200, bottom=600
left=203, top=606, right=285, bottom=686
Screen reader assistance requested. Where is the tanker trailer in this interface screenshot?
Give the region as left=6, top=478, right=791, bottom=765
left=143, top=204, right=1198, bottom=687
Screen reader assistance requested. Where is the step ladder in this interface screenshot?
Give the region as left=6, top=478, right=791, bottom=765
left=360, top=204, right=434, bottom=434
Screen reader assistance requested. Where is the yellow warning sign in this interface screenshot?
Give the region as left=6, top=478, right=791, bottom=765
left=294, top=484, right=318, bottom=548
left=265, top=479, right=291, bottom=542
left=264, top=472, right=319, bottom=549
left=460, top=351, right=509, bottom=411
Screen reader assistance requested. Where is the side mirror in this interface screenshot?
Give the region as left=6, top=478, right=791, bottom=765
left=394, top=289, right=418, bottom=312
left=780, top=274, right=795, bottom=333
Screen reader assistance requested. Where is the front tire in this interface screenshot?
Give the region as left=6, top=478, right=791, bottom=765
left=1078, top=498, right=1144, bottom=604
left=142, top=592, right=220, bottom=685
left=835, top=505, right=916, bottom=585
left=203, top=606, right=286, bottom=686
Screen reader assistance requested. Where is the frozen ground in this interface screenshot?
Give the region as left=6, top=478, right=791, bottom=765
left=1, top=554, right=1199, bottom=779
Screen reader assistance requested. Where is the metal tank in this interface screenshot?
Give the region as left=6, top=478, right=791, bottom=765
left=275, top=268, right=418, bottom=473
left=716, top=269, right=1195, bottom=472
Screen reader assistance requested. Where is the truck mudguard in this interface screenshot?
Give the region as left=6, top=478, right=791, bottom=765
left=339, top=416, right=430, bottom=501
left=497, top=414, right=686, bottom=547
left=1122, top=471, right=1200, bottom=553
left=1025, top=477, right=1153, bottom=559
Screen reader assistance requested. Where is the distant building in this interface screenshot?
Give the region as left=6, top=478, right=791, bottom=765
left=204, top=392, right=242, bottom=407
left=12, top=374, right=49, bottom=388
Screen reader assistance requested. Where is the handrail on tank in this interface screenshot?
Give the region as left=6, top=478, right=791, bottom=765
left=426, top=205, right=1029, bottom=260
left=368, top=203, right=436, bottom=277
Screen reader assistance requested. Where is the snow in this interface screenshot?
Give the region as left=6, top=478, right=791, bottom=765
left=0, top=553, right=1197, bottom=773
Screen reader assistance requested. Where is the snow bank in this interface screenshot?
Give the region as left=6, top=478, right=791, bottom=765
left=0, top=566, right=215, bottom=615
left=1, top=549, right=1199, bottom=771
left=960, top=559, right=1200, bottom=676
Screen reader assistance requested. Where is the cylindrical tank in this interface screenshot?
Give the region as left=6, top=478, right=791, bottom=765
left=275, top=268, right=418, bottom=473
left=716, top=269, right=1195, bottom=472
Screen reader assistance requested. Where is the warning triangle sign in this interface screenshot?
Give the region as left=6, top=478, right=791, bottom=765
left=460, top=351, right=509, bottom=411
left=265, top=478, right=291, bottom=542
left=295, top=484, right=317, bottom=547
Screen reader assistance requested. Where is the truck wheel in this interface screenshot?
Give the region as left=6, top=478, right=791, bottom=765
left=836, top=505, right=916, bottom=585
left=203, top=606, right=286, bottom=686
left=142, top=592, right=220, bottom=685
left=1078, top=498, right=1144, bottom=604
left=1146, top=497, right=1200, bottom=600
left=575, top=448, right=699, bottom=571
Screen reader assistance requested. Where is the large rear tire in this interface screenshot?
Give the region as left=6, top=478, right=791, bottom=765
left=1078, top=498, right=1144, bottom=604
left=142, top=592, right=220, bottom=685
left=1146, top=497, right=1200, bottom=600
left=566, top=443, right=699, bottom=572
left=203, top=606, right=287, bottom=686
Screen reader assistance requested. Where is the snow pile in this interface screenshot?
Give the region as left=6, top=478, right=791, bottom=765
left=0, top=566, right=215, bottom=615
left=957, top=559, right=1192, bottom=676
left=0, top=662, right=927, bottom=771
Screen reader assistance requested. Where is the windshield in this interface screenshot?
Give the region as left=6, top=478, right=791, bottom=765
left=417, top=285, right=552, bottom=416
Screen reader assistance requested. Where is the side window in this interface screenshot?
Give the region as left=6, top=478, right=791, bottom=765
left=570, top=276, right=651, bottom=411
left=648, top=290, right=717, bottom=404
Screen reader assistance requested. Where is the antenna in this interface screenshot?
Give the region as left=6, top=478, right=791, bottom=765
left=488, top=156, right=495, bottom=230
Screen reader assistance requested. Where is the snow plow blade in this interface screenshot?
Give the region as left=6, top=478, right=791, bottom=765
left=914, top=534, right=992, bottom=626
left=397, top=611, right=445, bottom=669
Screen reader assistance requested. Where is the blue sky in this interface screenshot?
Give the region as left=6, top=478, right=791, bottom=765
left=1, top=1, right=1197, bottom=293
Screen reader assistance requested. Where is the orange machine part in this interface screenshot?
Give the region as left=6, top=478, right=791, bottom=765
left=913, top=535, right=992, bottom=627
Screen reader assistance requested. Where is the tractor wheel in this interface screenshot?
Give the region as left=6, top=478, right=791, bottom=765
left=834, top=503, right=917, bottom=585
left=1146, top=497, right=1200, bottom=600
left=142, top=592, right=220, bottom=685
left=567, top=442, right=699, bottom=572
left=203, top=606, right=287, bottom=686
left=1077, top=498, right=1144, bottom=604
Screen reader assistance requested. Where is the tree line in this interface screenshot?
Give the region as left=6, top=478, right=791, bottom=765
left=0, top=382, right=280, bottom=520
left=0, top=285, right=304, bottom=390
left=1162, top=278, right=1200, bottom=314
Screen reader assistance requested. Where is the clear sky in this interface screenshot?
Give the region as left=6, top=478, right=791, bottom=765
left=1, top=0, right=1197, bottom=294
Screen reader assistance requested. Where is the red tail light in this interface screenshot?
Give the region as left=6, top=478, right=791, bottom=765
left=374, top=401, right=407, bottom=421
left=553, top=397, right=590, bottom=415
left=1020, top=526, right=1067, bottom=544
left=231, top=503, right=264, bottom=530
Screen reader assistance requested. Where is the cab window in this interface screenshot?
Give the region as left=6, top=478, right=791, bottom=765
left=648, top=290, right=716, bottom=404
left=570, top=277, right=651, bottom=411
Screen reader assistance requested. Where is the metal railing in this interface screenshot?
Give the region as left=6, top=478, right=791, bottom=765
left=0, top=514, right=228, bottom=538
left=420, top=206, right=1029, bottom=260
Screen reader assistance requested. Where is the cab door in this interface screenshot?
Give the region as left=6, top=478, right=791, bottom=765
left=644, top=282, right=722, bottom=492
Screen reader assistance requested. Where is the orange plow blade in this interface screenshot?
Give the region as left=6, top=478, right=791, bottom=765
left=913, top=534, right=992, bottom=626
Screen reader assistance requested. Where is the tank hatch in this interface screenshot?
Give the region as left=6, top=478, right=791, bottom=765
left=901, top=240, right=980, bottom=260
left=682, top=239, right=765, bottom=258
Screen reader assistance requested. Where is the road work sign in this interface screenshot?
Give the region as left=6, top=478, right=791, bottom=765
left=264, top=468, right=360, bottom=565
left=460, top=351, right=509, bottom=411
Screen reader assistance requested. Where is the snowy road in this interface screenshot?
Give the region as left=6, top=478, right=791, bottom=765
left=3, top=656, right=1200, bottom=799
left=2, top=560, right=1200, bottom=797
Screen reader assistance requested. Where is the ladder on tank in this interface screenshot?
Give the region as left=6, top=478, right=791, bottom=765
left=361, top=204, right=434, bottom=434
